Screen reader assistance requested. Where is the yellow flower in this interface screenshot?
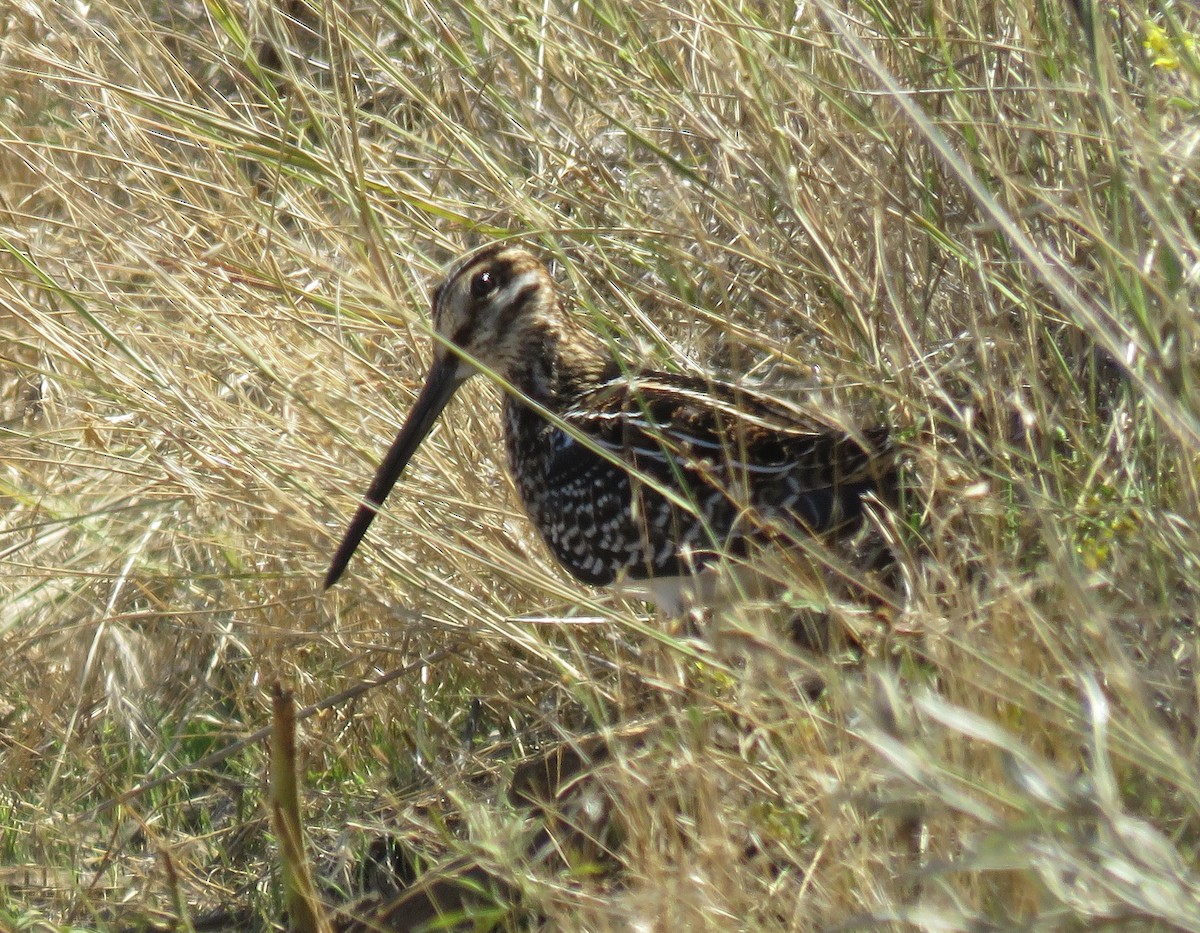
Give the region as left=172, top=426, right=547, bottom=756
left=1144, top=21, right=1195, bottom=70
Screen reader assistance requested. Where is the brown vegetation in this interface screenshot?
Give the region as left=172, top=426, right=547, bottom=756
left=1, top=0, right=1198, bottom=929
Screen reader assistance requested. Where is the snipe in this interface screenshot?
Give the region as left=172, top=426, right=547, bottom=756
left=325, top=245, right=894, bottom=607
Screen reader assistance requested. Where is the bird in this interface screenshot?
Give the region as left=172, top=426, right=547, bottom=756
left=324, top=244, right=895, bottom=610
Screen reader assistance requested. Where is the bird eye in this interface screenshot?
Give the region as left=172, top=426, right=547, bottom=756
left=470, top=269, right=497, bottom=299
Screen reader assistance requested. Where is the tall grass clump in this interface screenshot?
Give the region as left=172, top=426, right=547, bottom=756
left=1, top=0, right=1197, bottom=929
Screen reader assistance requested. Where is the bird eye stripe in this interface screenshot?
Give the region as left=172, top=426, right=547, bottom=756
left=501, top=268, right=542, bottom=296
left=496, top=280, right=541, bottom=331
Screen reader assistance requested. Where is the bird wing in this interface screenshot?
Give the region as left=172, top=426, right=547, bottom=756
left=530, top=371, right=891, bottom=537
left=567, top=372, right=886, bottom=482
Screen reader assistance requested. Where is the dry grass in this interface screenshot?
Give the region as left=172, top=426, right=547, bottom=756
left=1, top=0, right=1198, bottom=929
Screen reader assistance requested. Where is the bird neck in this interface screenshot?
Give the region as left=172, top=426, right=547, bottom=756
left=507, top=313, right=618, bottom=412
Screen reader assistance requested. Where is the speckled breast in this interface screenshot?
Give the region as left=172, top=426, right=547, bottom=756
left=501, top=399, right=698, bottom=586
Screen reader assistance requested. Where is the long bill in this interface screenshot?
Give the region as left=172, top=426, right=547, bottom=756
left=324, top=356, right=464, bottom=588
